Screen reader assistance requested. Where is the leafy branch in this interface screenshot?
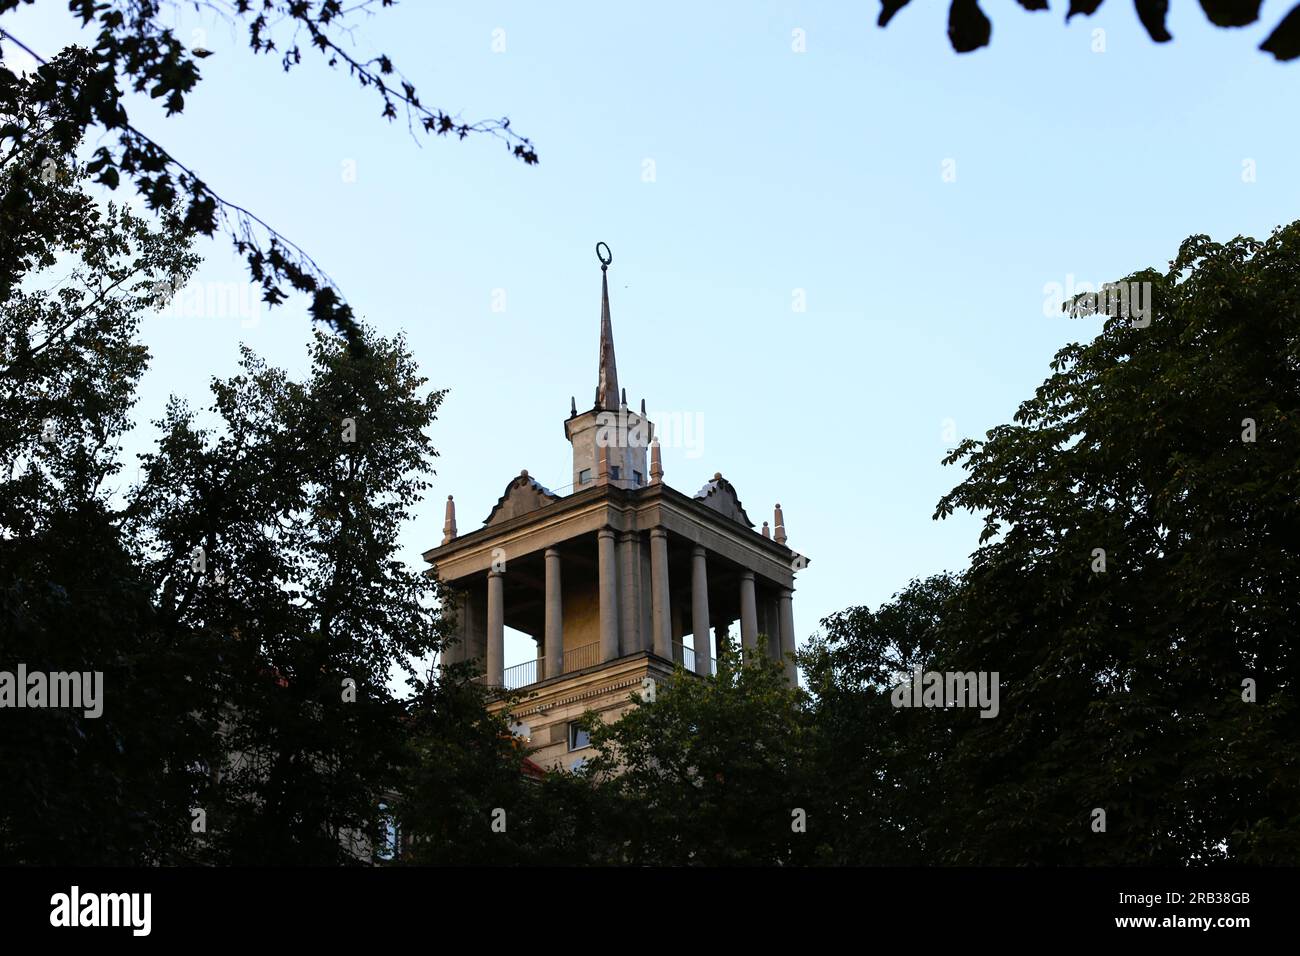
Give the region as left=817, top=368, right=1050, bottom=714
left=878, top=0, right=1300, bottom=60
left=0, top=1, right=538, bottom=344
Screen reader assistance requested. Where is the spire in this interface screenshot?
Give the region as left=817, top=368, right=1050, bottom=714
left=442, top=495, right=458, bottom=544
left=596, top=242, right=619, bottom=411
left=774, top=503, right=787, bottom=545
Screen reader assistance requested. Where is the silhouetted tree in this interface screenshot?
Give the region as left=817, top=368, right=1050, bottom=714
left=130, top=326, right=447, bottom=863
left=2, top=63, right=460, bottom=861
left=878, top=1, right=1300, bottom=61
left=809, top=224, right=1300, bottom=864
left=568, top=649, right=817, bottom=866
left=801, top=574, right=962, bottom=864
left=0, top=70, right=221, bottom=862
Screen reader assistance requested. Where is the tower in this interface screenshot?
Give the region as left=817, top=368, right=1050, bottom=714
left=423, top=243, right=807, bottom=770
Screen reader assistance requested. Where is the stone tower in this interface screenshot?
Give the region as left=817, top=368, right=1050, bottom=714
left=423, top=244, right=806, bottom=770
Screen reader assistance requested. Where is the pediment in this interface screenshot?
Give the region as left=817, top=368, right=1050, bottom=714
left=485, top=471, right=561, bottom=526
left=693, top=473, right=754, bottom=528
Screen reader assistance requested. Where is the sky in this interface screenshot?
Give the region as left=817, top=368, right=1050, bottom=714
left=4, top=1, right=1299, bottom=675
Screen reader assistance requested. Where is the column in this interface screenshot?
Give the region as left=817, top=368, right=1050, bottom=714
left=650, top=527, right=672, bottom=659
left=762, top=593, right=781, bottom=659
left=544, top=548, right=562, bottom=679
left=441, top=590, right=465, bottom=667
left=691, top=546, right=711, bottom=676
left=619, top=531, right=639, bottom=656
left=597, top=528, right=619, bottom=663
left=639, top=535, right=653, bottom=650
left=778, top=588, right=797, bottom=683
left=740, top=571, right=759, bottom=655
left=486, top=570, right=505, bottom=686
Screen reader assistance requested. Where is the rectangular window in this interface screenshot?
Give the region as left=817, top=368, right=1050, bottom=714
left=376, top=802, right=399, bottom=861
left=610, top=465, right=621, bottom=480
left=579, top=468, right=592, bottom=485
left=633, top=470, right=643, bottom=486
left=568, top=722, right=591, bottom=751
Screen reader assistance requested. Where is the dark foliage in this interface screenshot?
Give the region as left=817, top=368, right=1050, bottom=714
left=879, top=0, right=1300, bottom=60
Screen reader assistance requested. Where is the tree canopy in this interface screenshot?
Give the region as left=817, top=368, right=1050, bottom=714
left=803, top=223, right=1300, bottom=864
left=879, top=1, right=1300, bottom=60
left=1, top=77, right=455, bottom=860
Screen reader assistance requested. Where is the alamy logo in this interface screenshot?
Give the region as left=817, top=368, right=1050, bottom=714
left=891, top=666, right=1000, bottom=718
left=595, top=407, right=705, bottom=458
left=0, top=665, right=103, bottom=718
left=50, top=886, right=151, bottom=936
left=1042, top=275, right=1153, bottom=327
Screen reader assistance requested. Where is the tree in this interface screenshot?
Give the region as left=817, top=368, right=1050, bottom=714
left=1, top=2, right=536, bottom=341
left=572, top=649, right=818, bottom=865
left=929, top=224, right=1300, bottom=862
left=877, top=1, right=1300, bottom=61
left=0, top=68, right=221, bottom=862
left=3, top=40, right=522, bottom=867
left=801, top=574, right=962, bottom=864
left=390, top=659, right=609, bottom=865
left=807, top=222, right=1300, bottom=864
left=128, top=325, right=447, bottom=863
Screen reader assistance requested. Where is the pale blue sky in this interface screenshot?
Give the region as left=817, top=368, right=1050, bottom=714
left=6, top=2, right=1299, bottom=674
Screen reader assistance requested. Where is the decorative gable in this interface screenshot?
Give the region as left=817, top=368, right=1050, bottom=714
left=693, top=473, right=754, bottom=528
left=485, top=470, right=561, bottom=526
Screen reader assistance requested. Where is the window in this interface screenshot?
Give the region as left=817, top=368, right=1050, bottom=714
left=633, top=470, right=643, bottom=486
left=568, top=722, right=591, bottom=751
left=376, top=802, right=399, bottom=861
left=610, top=465, right=621, bottom=480
left=579, top=468, right=592, bottom=485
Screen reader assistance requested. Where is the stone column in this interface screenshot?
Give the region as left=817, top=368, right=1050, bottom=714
left=778, top=588, right=797, bottom=683
left=619, top=531, right=639, bottom=656
left=740, top=571, right=759, bottom=654
left=649, top=527, right=672, bottom=659
left=597, top=528, right=619, bottom=663
left=486, top=570, right=505, bottom=687
left=544, top=548, right=562, bottom=679
left=639, top=535, right=653, bottom=650
left=691, top=546, right=711, bottom=676
left=762, top=592, right=781, bottom=660
left=441, top=590, right=465, bottom=668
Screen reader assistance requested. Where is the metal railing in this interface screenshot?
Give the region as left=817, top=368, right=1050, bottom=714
left=562, top=641, right=601, bottom=674
left=501, top=639, right=721, bottom=691
left=674, top=642, right=718, bottom=676
left=501, top=641, right=602, bottom=690
left=501, top=657, right=538, bottom=690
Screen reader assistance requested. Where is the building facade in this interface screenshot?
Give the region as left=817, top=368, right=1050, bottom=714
left=422, top=244, right=806, bottom=770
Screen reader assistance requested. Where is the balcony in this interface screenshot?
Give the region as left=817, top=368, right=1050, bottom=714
left=673, top=642, right=718, bottom=676
left=501, top=640, right=602, bottom=690
left=500, top=640, right=718, bottom=690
